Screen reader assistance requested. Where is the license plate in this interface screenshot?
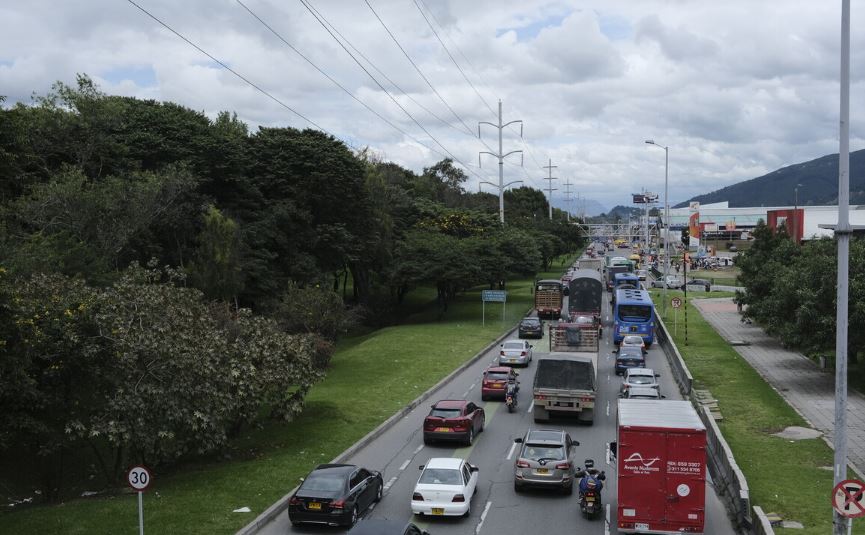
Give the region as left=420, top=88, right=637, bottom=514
left=535, top=468, right=549, bottom=475
left=434, top=427, right=451, bottom=432
left=308, top=502, right=321, bottom=510
left=585, top=496, right=595, bottom=502
left=432, top=507, right=444, bottom=515
left=509, top=359, right=517, bottom=362
left=635, top=523, right=649, bottom=530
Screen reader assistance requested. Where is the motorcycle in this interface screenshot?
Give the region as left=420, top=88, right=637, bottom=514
left=577, top=459, right=606, bottom=519
left=505, top=382, right=518, bottom=412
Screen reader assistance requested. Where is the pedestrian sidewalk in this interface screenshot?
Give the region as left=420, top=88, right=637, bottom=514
left=693, top=297, right=865, bottom=476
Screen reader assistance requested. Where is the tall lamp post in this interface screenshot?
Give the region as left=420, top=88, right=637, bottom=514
left=646, top=140, right=669, bottom=316
left=793, top=183, right=802, bottom=242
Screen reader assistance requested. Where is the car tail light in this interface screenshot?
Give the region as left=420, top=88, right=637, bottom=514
left=516, top=460, right=530, bottom=468
left=555, top=462, right=571, bottom=470
left=331, top=499, right=345, bottom=510
left=289, top=496, right=300, bottom=505
left=455, top=419, right=469, bottom=429
left=580, top=397, right=593, bottom=402
left=535, top=394, right=546, bottom=400
left=412, top=492, right=424, bottom=501
left=452, top=494, right=466, bottom=503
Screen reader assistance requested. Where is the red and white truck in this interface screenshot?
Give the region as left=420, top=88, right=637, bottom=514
left=615, top=399, right=707, bottom=534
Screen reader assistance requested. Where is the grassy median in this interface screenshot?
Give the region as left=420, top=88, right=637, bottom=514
left=0, top=255, right=577, bottom=534
left=651, top=291, right=835, bottom=534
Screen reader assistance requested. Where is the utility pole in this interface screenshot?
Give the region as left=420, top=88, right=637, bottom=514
left=479, top=100, right=523, bottom=224
left=542, top=159, right=558, bottom=220
left=563, top=179, right=574, bottom=222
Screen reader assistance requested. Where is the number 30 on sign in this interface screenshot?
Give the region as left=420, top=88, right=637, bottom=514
left=127, top=466, right=152, bottom=491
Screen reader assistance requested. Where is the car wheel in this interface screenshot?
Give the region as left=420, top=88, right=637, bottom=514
left=481, top=394, right=488, bottom=401
left=375, top=480, right=383, bottom=502
left=423, top=436, right=432, bottom=446
left=463, top=499, right=472, bottom=517
left=466, top=428, right=474, bottom=446
left=564, top=482, right=573, bottom=495
left=514, top=481, right=522, bottom=493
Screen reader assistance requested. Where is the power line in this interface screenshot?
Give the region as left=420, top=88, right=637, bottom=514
left=412, top=0, right=497, bottom=119
left=299, top=0, right=482, bottom=181
left=125, top=0, right=330, bottom=134
left=363, top=0, right=475, bottom=137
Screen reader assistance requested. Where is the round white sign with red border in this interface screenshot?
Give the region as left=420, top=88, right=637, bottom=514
left=671, top=297, right=682, bottom=309
left=127, top=466, right=152, bottom=492
left=833, top=479, right=865, bottom=518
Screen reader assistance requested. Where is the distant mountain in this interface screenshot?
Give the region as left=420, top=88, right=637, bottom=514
left=552, top=198, right=606, bottom=217
left=587, top=205, right=643, bottom=223
left=677, top=149, right=865, bottom=208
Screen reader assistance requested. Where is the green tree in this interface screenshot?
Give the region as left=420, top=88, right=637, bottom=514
left=188, top=205, right=244, bottom=303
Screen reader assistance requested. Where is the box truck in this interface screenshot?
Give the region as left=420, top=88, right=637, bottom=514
left=615, top=399, right=706, bottom=534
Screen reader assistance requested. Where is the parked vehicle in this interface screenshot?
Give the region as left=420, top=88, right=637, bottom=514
left=513, top=429, right=579, bottom=494
left=650, top=275, right=682, bottom=289
left=614, top=346, right=646, bottom=375
left=499, top=339, right=533, bottom=367
left=620, top=368, right=660, bottom=395
left=534, top=279, right=563, bottom=319
left=576, top=459, right=606, bottom=518
left=613, top=289, right=656, bottom=346
left=411, top=458, right=478, bottom=517
left=289, top=464, right=383, bottom=528
left=481, top=367, right=519, bottom=400
left=347, top=520, right=429, bottom=535
left=614, top=400, right=707, bottom=534
left=686, top=278, right=712, bottom=292
left=423, top=400, right=485, bottom=446
left=535, top=325, right=598, bottom=423
left=518, top=316, right=543, bottom=339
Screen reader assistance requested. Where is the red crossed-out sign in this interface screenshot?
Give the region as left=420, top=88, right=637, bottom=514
left=833, top=479, right=865, bottom=518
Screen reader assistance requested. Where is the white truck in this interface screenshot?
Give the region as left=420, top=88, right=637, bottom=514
left=533, top=322, right=599, bottom=424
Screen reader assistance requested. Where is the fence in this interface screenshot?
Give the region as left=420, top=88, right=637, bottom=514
left=656, top=313, right=763, bottom=534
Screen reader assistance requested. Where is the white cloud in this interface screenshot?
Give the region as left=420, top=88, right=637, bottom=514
left=1, top=0, right=863, bottom=209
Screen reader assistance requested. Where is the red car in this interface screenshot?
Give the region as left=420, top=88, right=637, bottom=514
left=423, top=400, right=485, bottom=446
left=481, top=367, right=519, bottom=401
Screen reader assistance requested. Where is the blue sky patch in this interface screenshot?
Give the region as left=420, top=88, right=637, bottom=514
left=102, top=65, right=157, bottom=87
left=496, top=12, right=570, bottom=41
left=597, top=13, right=631, bottom=40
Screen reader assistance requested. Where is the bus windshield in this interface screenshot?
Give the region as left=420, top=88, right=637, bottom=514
left=618, top=304, right=652, bottom=322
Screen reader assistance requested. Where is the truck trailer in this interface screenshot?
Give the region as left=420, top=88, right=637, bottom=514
left=615, top=399, right=707, bottom=534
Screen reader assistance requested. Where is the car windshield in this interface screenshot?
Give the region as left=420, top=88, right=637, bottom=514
left=619, top=349, right=643, bottom=359
left=521, top=444, right=565, bottom=461
left=300, top=473, right=346, bottom=493
left=419, top=468, right=462, bottom=485
left=521, top=319, right=540, bottom=326
left=629, top=375, right=655, bottom=385
left=429, top=408, right=461, bottom=418
left=618, top=305, right=652, bottom=322
left=486, top=372, right=510, bottom=380
left=503, top=342, right=524, bottom=350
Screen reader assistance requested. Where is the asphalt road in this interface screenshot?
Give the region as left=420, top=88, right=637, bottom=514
left=257, top=248, right=738, bottom=535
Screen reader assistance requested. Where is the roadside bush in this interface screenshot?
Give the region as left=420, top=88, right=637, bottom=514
left=275, top=282, right=361, bottom=340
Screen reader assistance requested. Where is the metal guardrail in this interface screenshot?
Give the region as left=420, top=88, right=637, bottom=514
left=656, top=313, right=762, bottom=533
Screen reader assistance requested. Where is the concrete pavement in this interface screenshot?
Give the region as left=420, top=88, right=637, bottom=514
left=692, top=298, right=865, bottom=476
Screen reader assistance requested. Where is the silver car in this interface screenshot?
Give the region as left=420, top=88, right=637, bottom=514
left=621, top=368, right=660, bottom=395
left=622, top=386, right=664, bottom=400
left=499, top=340, right=533, bottom=367
left=513, top=429, right=578, bottom=494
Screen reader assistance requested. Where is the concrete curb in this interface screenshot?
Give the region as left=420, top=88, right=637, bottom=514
left=236, top=314, right=526, bottom=535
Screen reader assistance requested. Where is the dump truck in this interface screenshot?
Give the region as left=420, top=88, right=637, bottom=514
left=615, top=399, right=707, bottom=534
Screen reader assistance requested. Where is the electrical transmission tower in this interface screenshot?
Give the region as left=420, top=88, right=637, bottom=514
left=542, top=159, right=558, bottom=220
left=562, top=179, right=574, bottom=222
left=479, top=100, right=523, bottom=224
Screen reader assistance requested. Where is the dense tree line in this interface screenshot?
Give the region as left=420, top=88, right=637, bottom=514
left=0, top=76, right=582, bottom=499
left=736, top=221, right=865, bottom=367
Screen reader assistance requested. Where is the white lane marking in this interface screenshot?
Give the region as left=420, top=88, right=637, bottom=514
left=607, top=373, right=611, bottom=383
left=383, top=476, right=398, bottom=491
left=470, top=382, right=477, bottom=390
left=463, top=391, right=470, bottom=398
left=399, top=459, right=411, bottom=471
left=506, top=442, right=517, bottom=460
left=606, top=401, right=610, bottom=417
left=605, top=503, right=611, bottom=535
left=475, top=500, right=492, bottom=534
left=413, top=444, right=424, bottom=455
left=605, top=442, right=611, bottom=465
left=527, top=399, right=534, bottom=413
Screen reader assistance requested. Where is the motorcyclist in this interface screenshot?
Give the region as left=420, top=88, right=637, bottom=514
left=505, top=377, right=519, bottom=405
left=575, top=461, right=606, bottom=500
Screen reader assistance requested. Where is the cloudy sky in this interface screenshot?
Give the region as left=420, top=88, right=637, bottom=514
left=2, top=0, right=863, bottom=211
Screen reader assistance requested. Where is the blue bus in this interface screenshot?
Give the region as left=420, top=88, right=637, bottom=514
left=613, top=288, right=655, bottom=346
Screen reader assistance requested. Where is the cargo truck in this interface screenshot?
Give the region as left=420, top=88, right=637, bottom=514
left=533, top=279, right=563, bottom=319
left=577, top=257, right=603, bottom=272
left=534, top=321, right=599, bottom=424
left=614, top=399, right=707, bottom=534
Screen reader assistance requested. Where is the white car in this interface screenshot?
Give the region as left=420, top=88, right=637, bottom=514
left=620, top=335, right=647, bottom=354
left=499, top=339, right=533, bottom=366
left=636, top=269, right=648, bottom=281
left=651, top=275, right=682, bottom=289
left=411, top=457, right=478, bottom=517
left=621, top=368, right=660, bottom=395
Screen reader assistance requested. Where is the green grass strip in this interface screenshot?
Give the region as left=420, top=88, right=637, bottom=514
left=0, top=255, right=577, bottom=534
left=650, top=291, right=835, bottom=534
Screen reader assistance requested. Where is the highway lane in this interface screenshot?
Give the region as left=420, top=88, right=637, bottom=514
left=258, top=248, right=738, bottom=535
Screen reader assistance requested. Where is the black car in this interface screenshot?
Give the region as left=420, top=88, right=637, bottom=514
left=347, top=519, right=430, bottom=535
left=518, top=317, right=544, bottom=339
left=614, top=346, right=645, bottom=375
left=288, top=464, right=383, bottom=527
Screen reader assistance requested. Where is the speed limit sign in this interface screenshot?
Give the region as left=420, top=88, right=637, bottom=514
left=127, top=466, right=152, bottom=491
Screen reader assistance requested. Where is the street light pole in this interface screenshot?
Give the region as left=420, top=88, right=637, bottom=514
left=646, top=140, right=670, bottom=316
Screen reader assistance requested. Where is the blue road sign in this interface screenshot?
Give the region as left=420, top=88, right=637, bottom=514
left=482, top=290, right=507, bottom=302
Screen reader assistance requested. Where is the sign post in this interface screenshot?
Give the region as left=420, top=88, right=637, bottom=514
left=127, top=466, right=152, bottom=535
left=671, top=297, right=682, bottom=335
left=481, top=290, right=507, bottom=326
